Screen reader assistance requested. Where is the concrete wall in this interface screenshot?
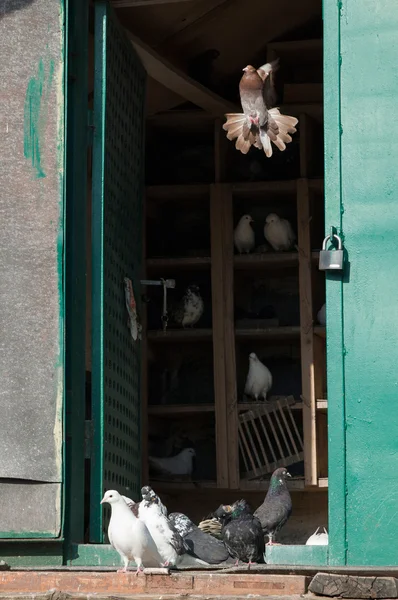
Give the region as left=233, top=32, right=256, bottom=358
left=0, top=0, right=65, bottom=536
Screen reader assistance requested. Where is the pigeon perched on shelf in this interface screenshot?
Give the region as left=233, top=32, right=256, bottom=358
left=148, top=447, right=196, bottom=477
left=138, top=486, right=187, bottom=567
left=234, top=215, right=255, bottom=254
left=222, top=60, right=298, bottom=157
left=244, top=352, right=272, bottom=401
left=306, top=527, right=328, bottom=546
left=264, top=213, right=296, bottom=251
left=317, top=303, right=326, bottom=326
left=171, top=284, right=204, bottom=328
left=213, top=499, right=264, bottom=568
left=169, top=512, right=230, bottom=564
left=100, top=490, right=162, bottom=574
left=254, top=467, right=292, bottom=545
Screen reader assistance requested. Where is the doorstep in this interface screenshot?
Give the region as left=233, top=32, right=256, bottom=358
left=0, top=570, right=309, bottom=596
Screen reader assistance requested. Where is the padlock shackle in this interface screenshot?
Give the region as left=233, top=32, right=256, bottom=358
left=322, top=233, right=342, bottom=251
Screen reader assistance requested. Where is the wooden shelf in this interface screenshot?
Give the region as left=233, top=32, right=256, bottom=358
left=234, top=251, right=319, bottom=270
left=148, top=480, right=217, bottom=491
left=240, top=477, right=328, bottom=491
left=235, top=326, right=301, bottom=341
left=238, top=398, right=327, bottom=412
left=146, top=183, right=209, bottom=199
left=231, top=180, right=297, bottom=196
left=148, top=403, right=215, bottom=415
left=147, top=328, right=213, bottom=342
left=291, top=399, right=328, bottom=411
left=146, top=256, right=211, bottom=270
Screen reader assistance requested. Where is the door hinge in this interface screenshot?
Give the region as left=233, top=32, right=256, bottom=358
left=87, top=109, right=94, bottom=147
left=84, top=420, right=93, bottom=459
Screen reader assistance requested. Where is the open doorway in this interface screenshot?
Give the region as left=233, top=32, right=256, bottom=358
left=85, top=0, right=327, bottom=554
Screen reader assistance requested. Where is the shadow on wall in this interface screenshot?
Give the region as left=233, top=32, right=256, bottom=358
left=0, top=0, right=36, bottom=19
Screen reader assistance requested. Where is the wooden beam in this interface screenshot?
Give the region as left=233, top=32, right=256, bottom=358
left=210, top=184, right=229, bottom=488
left=297, top=178, right=318, bottom=486
left=125, top=30, right=237, bottom=116
left=113, top=0, right=192, bottom=5
left=221, top=184, right=240, bottom=489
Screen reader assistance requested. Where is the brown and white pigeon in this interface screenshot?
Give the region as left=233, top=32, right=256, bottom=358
left=223, top=60, right=298, bottom=157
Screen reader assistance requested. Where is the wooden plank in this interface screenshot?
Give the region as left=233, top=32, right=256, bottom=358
left=210, top=184, right=229, bottom=488
left=222, top=184, right=240, bottom=489
left=241, top=477, right=328, bottom=491
left=148, top=404, right=215, bottom=415
left=141, top=180, right=149, bottom=487
left=299, top=113, right=308, bottom=178
left=297, top=178, right=317, bottom=486
left=125, top=30, right=237, bottom=116
left=214, top=118, right=228, bottom=183
left=231, top=180, right=297, bottom=195
left=146, top=257, right=211, bottom=269
left=113, top=0, right=193, bottom=5
left=147, top=328, right=213, bottom=341
left=235, top=326, right=301, bottom=340
left=242, top=452, right=305, bottom=481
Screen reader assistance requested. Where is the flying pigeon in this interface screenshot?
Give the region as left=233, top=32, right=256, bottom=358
left=254, top=467, right=292, bottom=545
left=222, top=61, right=298, bottom=157
left=138, top=487, right=187, bottom=567
left=264, top=213, right=296, bottom=251
left=169, top=512, right=230, bottom=564
left=100, top=490, right=162, bottom=574
left=317, top=303, right=326, bottom=326
left=244, top=352, right=272, bottom=401
left=213, top=499, right=264, bottom=568
left=172, top=284, right=204, bottom=328
left=149, top=447, right=195, bottom=477
left=234, top=215, right=255, bottom=254
left=306, top=527, right=328, bottom=545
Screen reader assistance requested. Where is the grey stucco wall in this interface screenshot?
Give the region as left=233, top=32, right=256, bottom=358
left=0, top=0, right=65, bottom=535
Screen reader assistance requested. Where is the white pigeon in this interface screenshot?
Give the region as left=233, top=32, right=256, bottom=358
left=138, top=487, right=187, bottom=567
left=234, top=214, right=255, bottom=254
left=148, top=447, right=195, bottom=477
left=317, top=303, right=326, bottom=326
left=306, top=527, right=328, bottom=545
left=264, top=213, right=296, bottom=251
left=100, top=490, right=162, bottom=574
left=244, top=352, right=272, bottom=401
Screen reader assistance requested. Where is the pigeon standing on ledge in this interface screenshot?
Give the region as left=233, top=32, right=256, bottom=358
left=169, top=512, right=230, bottom=564
left=234, top=214, right=255, bottom=254
left=139, top=487, right=187, bottom=567
left=149, top=447, right=196, bottom=477
left=254, top=467, right=292, bottom=545
left=264, top=213, right=296, bottom=251
left=172, top=284, right=204, bottom=328
left=100, top=490, right=162, bottom=573
left=244, top=352, right=272, bottom=401
left=213, top=499, right=264, bottom=568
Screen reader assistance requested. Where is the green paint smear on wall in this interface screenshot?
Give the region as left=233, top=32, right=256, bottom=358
left=24, top=58, right=55, bottom=179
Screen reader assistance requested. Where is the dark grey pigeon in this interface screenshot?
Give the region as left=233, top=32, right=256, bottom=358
left=213, top=499, right=265, bottom=568
left=254, top=467, right=292, bottom=545
left=168, top=512, right=230, bottom=564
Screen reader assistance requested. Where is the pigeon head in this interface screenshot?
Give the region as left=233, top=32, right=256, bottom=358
left=230, top=499, right=252, bottom=519
left=211, top=503, right=233, bottom=524
left=242, top=65, right=256, bottom=73
left=180, top=447, right=196, bottom=462
left=240, top=214, right=254, bottom=225
left=270, top=467, right=291, bottom=491
left=100, top=490, right=121, bottom=505
left=249, top=352, right=258, bottom=362
left=265, top=213, right=280, bottom=225
left=187, top=284, right=200, bottom=294
left=141, top=485, right=160, bottom=504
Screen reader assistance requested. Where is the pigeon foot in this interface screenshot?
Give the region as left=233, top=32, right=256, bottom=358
left=117, top=568, right=128, bottom=573
left=234, top=559, right=239, bottom=567
left=135, top=566, right=144, bottom=576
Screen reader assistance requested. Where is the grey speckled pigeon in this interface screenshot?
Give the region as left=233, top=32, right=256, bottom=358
left=214, top=499, right=264, bottom=568
left=169, top=512, right=230, bottom=564
left=254, top=467, right=292, bottom=545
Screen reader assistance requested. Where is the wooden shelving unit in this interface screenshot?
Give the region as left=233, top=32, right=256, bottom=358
left=143, top=37, right=327, bottom=496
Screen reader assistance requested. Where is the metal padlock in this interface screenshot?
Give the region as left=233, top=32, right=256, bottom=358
left=319, top=233, right=344, bottom=270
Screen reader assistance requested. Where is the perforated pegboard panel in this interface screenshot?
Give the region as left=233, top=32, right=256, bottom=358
left=90, top=0, right=146, bottom=542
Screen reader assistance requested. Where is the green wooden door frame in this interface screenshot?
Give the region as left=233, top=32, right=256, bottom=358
left=323, top=0, right=347, bottom=567
left=64, top=0, right=89, bottom=546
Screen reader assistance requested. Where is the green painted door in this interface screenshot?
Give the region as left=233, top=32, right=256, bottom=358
left=90, top=0, right=146, bottom=542
left=325, top=0, right=398, bottom=566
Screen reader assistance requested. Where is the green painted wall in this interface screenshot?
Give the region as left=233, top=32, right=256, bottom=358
left=325, top=0, right=398, bottom=566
